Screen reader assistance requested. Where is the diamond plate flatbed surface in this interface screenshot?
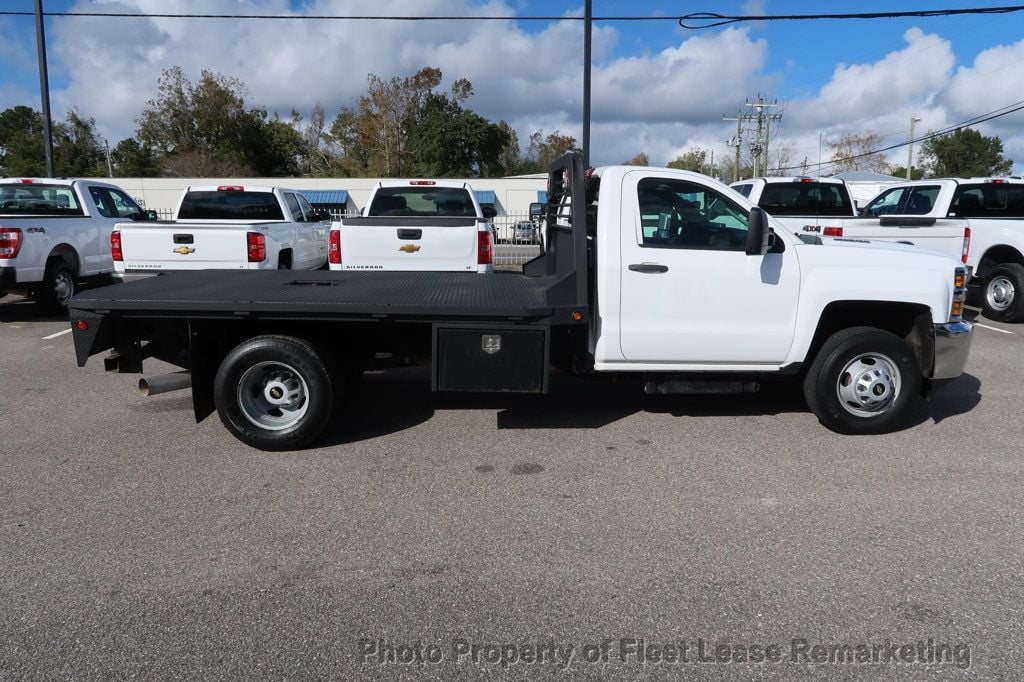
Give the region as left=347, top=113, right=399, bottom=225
left=70, top=270, right=562, bottom=319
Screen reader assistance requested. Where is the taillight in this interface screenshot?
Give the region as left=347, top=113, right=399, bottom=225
left=962, top=227, right=971, bottom=265
left=822, top=226, right=843, bottom=237
left=0, top=227, right=23, bottom=257
left=247, top=232, right=266, bottom=262
left=110, top=230, right=123, bottom=261
left=328, top=230, right=341, bottom=264
left=477, top=230, right=493, bottom=265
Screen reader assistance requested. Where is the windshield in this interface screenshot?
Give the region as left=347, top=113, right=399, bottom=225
left=757, top=182, right=853, bottom=217
left=368, top=187, right=476, bottom=217
left=177, top=191, right=285, bottom=220
left=0, top=184, right=84, bottom=216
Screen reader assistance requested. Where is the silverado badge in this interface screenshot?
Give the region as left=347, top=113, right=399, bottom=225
left=399, top=243, right=421, bottom=253
left=173, top=246, right=196, bottom=255
left=481, top=334, right=501, bottom=355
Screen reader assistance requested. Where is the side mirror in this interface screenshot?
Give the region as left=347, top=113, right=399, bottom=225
left=145, top=209, right=158, bottom=221
left=312, top=210, right=330, bottom=222
left=745, top=206, right=771, bottom=255
left=481, top=205, right=497, bottom=219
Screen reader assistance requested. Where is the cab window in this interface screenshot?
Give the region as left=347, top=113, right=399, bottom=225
left=106, top=188, right=143, bottom=218
left=284, top=193, right=305, bottom=222
left=637, top=178, right=748, bottom=251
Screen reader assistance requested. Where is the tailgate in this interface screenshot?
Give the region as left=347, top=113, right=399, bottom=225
left=119, top=223, right=256, bottom=270
left=339, top=217, right=480, bottom=272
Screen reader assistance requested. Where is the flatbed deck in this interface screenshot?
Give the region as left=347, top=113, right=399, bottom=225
left=71, top=270, right=571, bottom=320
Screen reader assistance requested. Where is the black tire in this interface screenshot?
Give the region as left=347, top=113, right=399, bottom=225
left=36, top=260, right=74, bottom=313
left=980, top=263, right=1024, bottom=322
left=803, top=326, right=921, bottom=435
left=214, top=335, right=334, bottom=451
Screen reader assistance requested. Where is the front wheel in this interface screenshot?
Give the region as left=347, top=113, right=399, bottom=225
left=214, top=335, right=334, bottom=451
left=980, top=263, right=1024, bottom=322
left=803, top=327, right=921, bottom=435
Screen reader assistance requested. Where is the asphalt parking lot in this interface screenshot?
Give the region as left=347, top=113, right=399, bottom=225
left=1, top=292, right=1022, bottom=677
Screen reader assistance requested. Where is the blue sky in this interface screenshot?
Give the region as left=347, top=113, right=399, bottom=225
left=2, top=0, right=1023, bottom=171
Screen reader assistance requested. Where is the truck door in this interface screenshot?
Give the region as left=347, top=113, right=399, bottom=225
left=295, top=193, right=328, bottom=266
left=618, top=172, right=800, bottom=364
left=85, top=186, right=142, bottom=275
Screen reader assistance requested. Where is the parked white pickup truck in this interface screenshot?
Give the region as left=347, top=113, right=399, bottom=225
left=731, top=177, right=859, bottom=231
left=0, top=177, right=152, bottom=312
left=852, top=178, right=1024, bottom=321
left=737, top=175, right=977, bottom=301
left=328, top=180, right=494, bottom=273
left=114, top=185, right=329, bottom=274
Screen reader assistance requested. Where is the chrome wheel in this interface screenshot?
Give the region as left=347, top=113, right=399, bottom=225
left=236, top=361, right=309, bottom=431
left=986, top=276, right=1015, bottom=312
left=836, top=352, right=901, bottom=418
left=52, top=270, right=74, bottom=305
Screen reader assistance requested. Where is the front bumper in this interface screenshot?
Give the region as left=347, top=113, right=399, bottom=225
left=932, top=321, right=973, bottom=380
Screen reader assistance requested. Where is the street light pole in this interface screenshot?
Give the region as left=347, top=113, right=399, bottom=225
left=34, top=0, right=55, bottom=177
left=906, top=116, right=921, bottom=180
left=582, top=0, right=592, bottom=167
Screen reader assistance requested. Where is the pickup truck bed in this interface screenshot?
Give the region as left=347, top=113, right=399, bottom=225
left=70, top=269, right=570, bottom=320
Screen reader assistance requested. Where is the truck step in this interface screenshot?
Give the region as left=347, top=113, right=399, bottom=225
left=644, top=380, right=759, bottom=395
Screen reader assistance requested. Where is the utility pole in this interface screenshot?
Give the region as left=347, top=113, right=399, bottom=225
left=34, top=0, right=55, bottom=177
left=722, top=114, right=743, bottom=182
left=582, top=0, right=592, bottom=167
left=105, top=139, right=114, bottom=177
left=906, top=116, right=921, bottom=180
left=745, top=95, right=783, bottom=177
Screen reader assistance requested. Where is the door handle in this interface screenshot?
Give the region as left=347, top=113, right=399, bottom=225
left=628, top=262, right=669, bottom=273
left=397, top=229, right=422, bottom=240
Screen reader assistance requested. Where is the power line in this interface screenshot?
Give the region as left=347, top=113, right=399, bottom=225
left=679, top=5, right=1024, bottom=29
left=2, top=5, right=1023, bottom=22
left=774, top=100, right=1024, bottom=173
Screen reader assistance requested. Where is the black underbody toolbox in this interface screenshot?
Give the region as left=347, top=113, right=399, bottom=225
left=433, top=325, right=549, bottom=393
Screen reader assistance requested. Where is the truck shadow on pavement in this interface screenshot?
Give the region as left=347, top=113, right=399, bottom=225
left=320, top=367, right=983, bottom=446
left=0, top=296, right=66, bottom=323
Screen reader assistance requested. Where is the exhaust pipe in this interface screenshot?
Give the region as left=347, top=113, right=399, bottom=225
left=139, top=371, right=191, bottom=397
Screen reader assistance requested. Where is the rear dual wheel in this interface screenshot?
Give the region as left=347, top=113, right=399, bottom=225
left=214, top=335, right=333, bottom=451
left=803, top=327, right=921, bottom=434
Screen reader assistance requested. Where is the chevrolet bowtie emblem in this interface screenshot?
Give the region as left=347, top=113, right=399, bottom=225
left=399, top=243, right=421, bottom=253
left=173, top=246, right=195, bottom=255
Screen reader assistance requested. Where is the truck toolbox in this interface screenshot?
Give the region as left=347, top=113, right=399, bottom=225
left=433, top=325, right=549, bottom=393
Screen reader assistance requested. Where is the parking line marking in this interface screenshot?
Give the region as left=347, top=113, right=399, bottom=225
left=974, top=323, right=1014, bottom=335
left=42, top=328, right=72, bottom=340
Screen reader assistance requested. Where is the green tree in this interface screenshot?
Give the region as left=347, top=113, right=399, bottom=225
left=407, top=90, right=510, bottom=177
left=919, top=127, right=1013, bottom=177
left=887, top=165, right=925, bottom=180
left=136, top=66, right=298, bottom=176
left=0, top=105, right=46, bottom=176
left=111, top=138, right=160, bottom=176
left=53, top=110, right=107, bottom=177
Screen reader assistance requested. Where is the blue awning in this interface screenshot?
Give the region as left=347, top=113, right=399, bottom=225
left=474, top=190, right=496, bottom=205
left=537, top=191, right=548, bottom=203
left=302, top=190, right=349, bottom=204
